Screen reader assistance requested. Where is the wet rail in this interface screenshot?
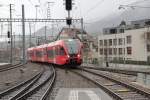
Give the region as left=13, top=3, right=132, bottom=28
left=82, top=66, right=137, bottom=82
left=0, top=64, right=56, bottom=100
left=0, top=63, right=22, bottom=72
left=16, top=64, right=56, bottom=100
left=81, top=65, right=150, bottom=75
left=71, top=67, right=150, bottom=100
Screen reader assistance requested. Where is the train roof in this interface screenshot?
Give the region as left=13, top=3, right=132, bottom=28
left=27, top=39, right=81, bottom=50
left=27, top=47, right=35, bottom=51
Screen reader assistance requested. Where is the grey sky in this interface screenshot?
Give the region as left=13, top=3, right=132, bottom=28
left=0, top=0, right=139, bottom=22
left=0, top=0, right=145, bottom=41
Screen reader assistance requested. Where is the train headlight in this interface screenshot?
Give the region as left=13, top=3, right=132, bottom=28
left=77, top=54, right=80, bottom=58
left=67, top=55, right=70, bottom=58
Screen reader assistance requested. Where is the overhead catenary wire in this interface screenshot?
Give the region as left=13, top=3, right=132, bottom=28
left=83, top=0, right=105, bottom=18
left=84, top=0, right=150, bottom=24
left=128, top=0, right=150, bottom=6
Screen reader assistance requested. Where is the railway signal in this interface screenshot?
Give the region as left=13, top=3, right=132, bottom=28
left=7, top=31, right=10, bottom=43
left=7, top=31, right=10, bottom=38
left=66, top=18, right=72, bottom=26
left=65, top=0, right=72, bottom=11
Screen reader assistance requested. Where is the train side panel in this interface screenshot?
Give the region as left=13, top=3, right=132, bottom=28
left=27, top=39, right=83, bottom=66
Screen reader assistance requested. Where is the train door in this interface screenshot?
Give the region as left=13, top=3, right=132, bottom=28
left=53, top=47, right=56, bottom=64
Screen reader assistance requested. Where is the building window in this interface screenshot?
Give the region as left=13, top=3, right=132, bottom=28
left=120, top=29, right=124, bottom=33
left=147, top=56, right=150, bottom=62
left=113, top=48, right=117, bottom=55
left=99, top=48, right=103, bottom=55
left=118, top=57, right=123, bottom=61
left=147, top=33, right=150, bottom=40
left=99, top=40, right=103, bottom=46
left=119, top=48, right=123, bottom=55
left=109, top=48, right=112, bottom=55
left=104, top=48, right=107, bottom=55
left=124, top=48, right=125, bottom=54
left=126, top=36, right=132, bottom=44
left=104, top=40, right=107, bottom=46
left=110, top=29, right=117, bottom=34
left=147, top=44, right=150, bottom=52
left=118, top=38, right=123, bottom=45
left=109, top=39, right=112, bottom=46
left=127, top=47, right=132, bottom=55
left=113, top=39, right=117, bottom=45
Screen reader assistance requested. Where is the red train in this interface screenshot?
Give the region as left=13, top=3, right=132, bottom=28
left=27, top=39, right=83, bottom=66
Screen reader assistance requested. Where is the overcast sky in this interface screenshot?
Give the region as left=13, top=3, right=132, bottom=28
left=0, top=0, right=140, bottom=22
left=0, top=0, right=146, bottom=41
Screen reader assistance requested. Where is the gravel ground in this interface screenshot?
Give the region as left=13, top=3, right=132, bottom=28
left=0, top=62, right=43, bottom=92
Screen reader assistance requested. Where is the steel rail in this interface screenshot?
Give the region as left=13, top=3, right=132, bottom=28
left=16, top=65, right=55, bottom=100
left=81, top=66, right=137, bottom=76
left=81, top=65, right=150, bottom=75
left=40, top=66, right=56, bottom=100
left=71, top=68, right=150, bottom=100
left=0, top=69, right=43, bottom=99
left=9, top=71, right=43, bottom=100
left=0, top=63, right=23, bottom=72
left=70, top=69, right=123, bottom=100
left=81, top=68, right=150, bottom=99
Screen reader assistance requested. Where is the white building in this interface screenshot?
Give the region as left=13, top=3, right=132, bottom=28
left=98, top=25, right=150, bottom=63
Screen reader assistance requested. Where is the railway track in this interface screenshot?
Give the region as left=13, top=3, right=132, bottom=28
left=81, top=65, right=150, bottom=75
left=0, top=63, right=22, bottom=72
left=81, top=66, right=137, bottom=82
left=0, top=64, right=56, bottom=100
left=71, top=67, right=150, bottom=100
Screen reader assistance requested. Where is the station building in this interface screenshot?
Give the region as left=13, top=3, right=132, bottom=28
left=98, top=19, right=150, bottom=63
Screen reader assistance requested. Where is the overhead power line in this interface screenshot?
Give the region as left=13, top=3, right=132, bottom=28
left=129, top=0, right=150, bottom=6
left=119, top=5, right=150, bottom=9
left=83, top=0, right=105, bottom=17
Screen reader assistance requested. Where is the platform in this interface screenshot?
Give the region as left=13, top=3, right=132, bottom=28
left=0, top=63, right=10, bottom=66
left=0, top=63, right=11, bottom=69
left=55, top=88, right=112, bottom=100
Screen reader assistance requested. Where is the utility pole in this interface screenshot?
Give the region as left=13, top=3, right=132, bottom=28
left=47, top=2, right=54, bottom=19
left=46, top=2, right=54, bottom=42
left=1, top=23, right=3, bottom=49
left=13, top=32, right=15, bottom=59
left=44, top=25, right=47, bottom=43
left=10, top=4, right=13, bottom=64
left=81, top=18, right=84, bottom=41
left=22, top=5, right=26, bottom=64
left=35, top=5, right=40, bottom=19
left=29, top=22, right=32, bottom=47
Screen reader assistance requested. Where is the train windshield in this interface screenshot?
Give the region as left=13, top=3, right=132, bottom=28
left=64, top=39, right=79, bottom=54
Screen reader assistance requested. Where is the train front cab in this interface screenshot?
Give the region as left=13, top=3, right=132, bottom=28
left=63, top=39, right=83, bottom=66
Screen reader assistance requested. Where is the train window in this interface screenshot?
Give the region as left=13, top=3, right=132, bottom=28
left=55, top=46, right=59, bottom=55
left=28, top=51, right=34, bottom=57
left=47, top=50, right=54, bottom=58
left=36, top=51, right=43, bottom=57
left=60, top=47, right=65, bottom=55
left=64, top=39, right=79, bottom=54
left=43, top=49, right=47, bottom=55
